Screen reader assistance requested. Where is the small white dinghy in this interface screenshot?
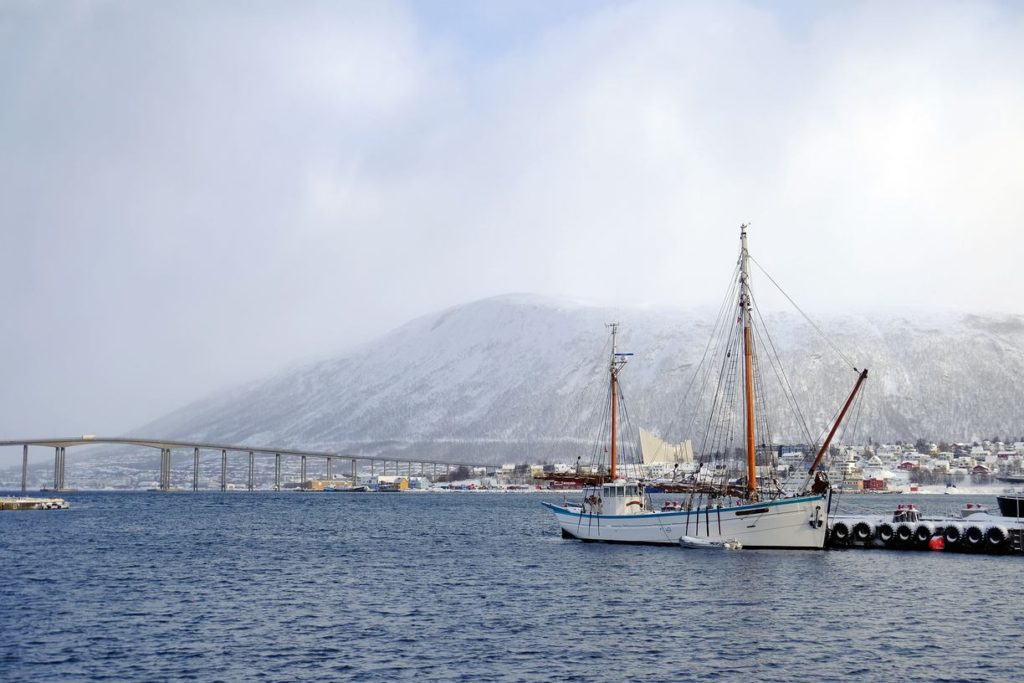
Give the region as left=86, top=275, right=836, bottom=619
left=678, top=536, right=743, bottom=550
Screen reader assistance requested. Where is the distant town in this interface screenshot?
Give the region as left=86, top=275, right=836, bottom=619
left=5, top=436, right=1024, bottom=493
left=812, top=438, right=1024, bottom=492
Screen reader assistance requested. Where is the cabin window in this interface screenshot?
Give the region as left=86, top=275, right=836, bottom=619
left=626, top=485, right=638, bottom=496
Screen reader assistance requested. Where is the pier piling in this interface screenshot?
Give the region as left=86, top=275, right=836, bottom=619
left=220, top=449, right=227, bottom=491
left=193, top=447, right=199, bottom=491
left=21, top=444, right=27, bottom=493
left=274, top=453, right=281, bottom=491
left=159, top=448, right=170, bottom=491
left=248, top=451, right=254, bottom=491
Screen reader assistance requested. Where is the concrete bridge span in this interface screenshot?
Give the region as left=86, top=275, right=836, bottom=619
left=0, top=437, right=479, bottom=493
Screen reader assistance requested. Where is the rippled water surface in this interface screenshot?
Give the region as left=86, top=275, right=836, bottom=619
left=2, top=491, right=1023, bottom=682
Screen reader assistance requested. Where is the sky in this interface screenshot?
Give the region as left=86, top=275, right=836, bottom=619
left=1, top=0, right=1023, bottom=464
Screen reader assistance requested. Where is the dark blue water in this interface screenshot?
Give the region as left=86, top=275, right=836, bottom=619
left=2, top=491, right=1023, bottom=682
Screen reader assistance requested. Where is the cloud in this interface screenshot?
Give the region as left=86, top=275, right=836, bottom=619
left=1, top=0, right=1023, bottom=462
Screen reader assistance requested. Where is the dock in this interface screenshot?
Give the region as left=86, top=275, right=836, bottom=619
left=0, top=497, right=70, bottom=511
left=828, top=503, right=1022, bottom=554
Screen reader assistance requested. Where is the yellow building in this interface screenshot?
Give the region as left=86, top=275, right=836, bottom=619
left=304, top=479, right=354, bottom=491
left=376, top=475, right=409, bottom=492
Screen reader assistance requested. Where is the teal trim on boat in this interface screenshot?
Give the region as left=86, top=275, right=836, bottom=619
left=541, top=494, right=826, bottom=521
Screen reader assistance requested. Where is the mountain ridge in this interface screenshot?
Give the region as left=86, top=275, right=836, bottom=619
left=126, top=294, right=1024, bottom=463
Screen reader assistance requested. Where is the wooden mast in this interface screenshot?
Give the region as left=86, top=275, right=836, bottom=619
left=802, top=368, right=869, bottom=492
left=609, top=322, right=619, bottom=481
left=739, top=224, right=758, bottom=501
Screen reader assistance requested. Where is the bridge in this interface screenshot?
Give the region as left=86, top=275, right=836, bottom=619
left=0, top=436, right=479, bottom=493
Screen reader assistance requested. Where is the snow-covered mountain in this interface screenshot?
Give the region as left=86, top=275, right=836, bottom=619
left=134, top=294, right=1024, bottom=463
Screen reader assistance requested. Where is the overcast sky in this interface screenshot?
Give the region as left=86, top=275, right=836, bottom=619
left=2, top=0, right=1023, bottom=463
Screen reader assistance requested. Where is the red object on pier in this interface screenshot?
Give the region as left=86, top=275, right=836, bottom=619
left=929, top=537, right=945, bottom=551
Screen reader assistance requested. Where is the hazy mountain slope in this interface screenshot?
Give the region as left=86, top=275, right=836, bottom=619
left=135, top=295, right=1024, bottom=463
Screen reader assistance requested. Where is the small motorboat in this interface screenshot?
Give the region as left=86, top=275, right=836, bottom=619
left=679, top=536, right=743, bottom=550
left=996, top=495, right=1023, bottom=517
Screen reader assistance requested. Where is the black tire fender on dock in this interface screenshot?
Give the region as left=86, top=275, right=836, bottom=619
left=943, top=525, right=962, bottom=546
left=986, top=526, right=1009, bottom=548
left=831, top=521, right=850, bottom=545
left=965, top=525, right=985, bottom=546
left=878, top=522, right=896, bottom=545
left=896, top=523, right=914, bottom=544
left=913, top=523, right=935, bottom=545
left=852, top=522, right=873, bottom=543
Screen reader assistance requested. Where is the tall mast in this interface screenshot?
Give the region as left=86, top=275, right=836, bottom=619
left=606, top=322, right=631, bottom=481
left=609, top=322, right=619, bottom=481
left=739, top=224, right=758, bottom=501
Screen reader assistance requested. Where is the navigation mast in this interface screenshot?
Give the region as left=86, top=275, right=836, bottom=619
left=739, top=224, right=758, bottom=501
left=607, top=322, right=631, bottom=481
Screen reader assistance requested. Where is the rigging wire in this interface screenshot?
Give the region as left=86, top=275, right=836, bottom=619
left=582, top=351, right=614, bottom=475
left=749, top=254, right=860, bottom=373
left=694, top=277, right=742, bottom=455
left=749, top=293, right=816, bottom=449
left=749, top=322, right=779, bottom=498
left=825, top=381, right=867, bottom=513
left=689, top=306, right=743, bottom=509
left=571, top=333, right=612, bottom=473
left=678, top=262, right=743, bottom=442
left=662, top=231, right=870, bottom=507
left=575, top=330, right=648, bottom=483
left=615, top=378, right=644, bottom=480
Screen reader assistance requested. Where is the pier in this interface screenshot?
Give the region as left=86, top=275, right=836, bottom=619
left=0, top=437, right=478, bottom=493
left=827, top=503, right=1024, bottom=555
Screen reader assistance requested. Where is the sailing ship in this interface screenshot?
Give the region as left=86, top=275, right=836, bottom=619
left=542, top=224, right=868, bottom=549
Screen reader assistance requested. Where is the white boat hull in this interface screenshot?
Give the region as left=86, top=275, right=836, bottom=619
left=543, top=494, right=829, bottom=549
